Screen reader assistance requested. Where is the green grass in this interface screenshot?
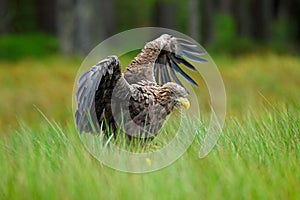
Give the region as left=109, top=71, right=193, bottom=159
left=0, top=56, right=80, bottom=131
left=0, top=52, right=299, bottom=199
left=0, top=103, right=299, bottom=199
left=1, top=53, right=299, bottom=132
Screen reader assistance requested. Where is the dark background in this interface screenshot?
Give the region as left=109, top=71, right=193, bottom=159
left=0, top=0, right=299, bottom=58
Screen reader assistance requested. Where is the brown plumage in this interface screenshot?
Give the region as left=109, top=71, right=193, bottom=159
left=75, top=34, right=206, bottom=139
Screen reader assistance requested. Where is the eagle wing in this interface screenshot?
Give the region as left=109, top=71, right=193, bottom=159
left=124, top=34, right=207, bottom=87
left=75, top=56, right=132, bottom=134
left=154, top=36, right=207, bottom=87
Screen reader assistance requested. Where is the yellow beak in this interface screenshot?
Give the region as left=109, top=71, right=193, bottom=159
left=176, top=97, right=190, bottom=109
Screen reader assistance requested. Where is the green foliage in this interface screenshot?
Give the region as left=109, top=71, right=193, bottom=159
left=116, top=0, right=155, bottom=30
left=0, top=34, right=58, bottom=61
left=210, top=14, right=258, bottom=54
left=272, top=17, right=296, bottom=42
left=214, top=14, right=236, bottom=47
left=206, top=13, right=299, bottom=55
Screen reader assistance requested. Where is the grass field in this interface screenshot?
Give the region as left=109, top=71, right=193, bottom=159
left=0, top=53, right=299, bottom=199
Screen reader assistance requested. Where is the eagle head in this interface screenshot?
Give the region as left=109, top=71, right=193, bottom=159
left=161, top=82, right=190, bottom=109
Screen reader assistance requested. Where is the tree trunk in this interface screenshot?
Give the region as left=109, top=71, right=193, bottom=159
left=202, top=0, right=214, bottom=45
left=154, top=1, right=177, bottom=30
left=100, top=0, right=116, bottom=38
left=288, top=0, right=300, bottom=44
left=188, top=0, right=200, bottom=41
left=233, top=0, right=252, bottom=38
left=74, top=0, right=98, bottom=54
left=57, top=0, right=116, bottom=55
left=0, top=0, right=9, bottom=34
left=36, top=0, right=57, bottom=34
left=252, top=0, right=272, bottom=41
left=56, top=0, right=76, bottom=54
left=219, top=0, right=231, bottom=13
left=75, top=0, right=116, bottom=54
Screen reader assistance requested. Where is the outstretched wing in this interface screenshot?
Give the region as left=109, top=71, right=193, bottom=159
left=124, top=34, right=207, bottom=87
left=154, top=36, right=207, bottom=87
left=75, top=56, right=132, bottom=134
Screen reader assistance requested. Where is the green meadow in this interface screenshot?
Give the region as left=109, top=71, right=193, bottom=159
left=0, top=53, right=299, bottom=199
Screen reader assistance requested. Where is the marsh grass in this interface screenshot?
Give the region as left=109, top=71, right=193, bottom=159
left=0, top=103, right=299, bottom=199
left=0, top=53, right=299, bottom=199
left=79, top=109, right=196, bottom=154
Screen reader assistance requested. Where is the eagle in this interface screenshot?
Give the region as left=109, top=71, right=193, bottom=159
left=75, top=34, right=206, bottom=140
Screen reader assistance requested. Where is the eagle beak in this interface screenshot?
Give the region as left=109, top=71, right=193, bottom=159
left=176, top=97, right=190, bottom=109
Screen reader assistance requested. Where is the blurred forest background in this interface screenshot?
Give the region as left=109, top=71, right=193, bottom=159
left=0, top=0, right=300, bottom=131
left=0, top=0, right=300, bottom=58
left=1, top=1, right=299, bottom=199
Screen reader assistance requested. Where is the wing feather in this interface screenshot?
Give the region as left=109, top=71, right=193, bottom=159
left=179, top=51, right=207, bottom=63
left=75, top=56, right=130, bottom=134
left=170, top=54, right=197, bottom=71
left=153, top=35, right=207, bottom=87
left=175, top=37, right=197, bottom=46
left=167, top=59, right=184, bottom=87
left=168, top=56, right=198, bottom=86
left=178, top=44, right=205, bottom=55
